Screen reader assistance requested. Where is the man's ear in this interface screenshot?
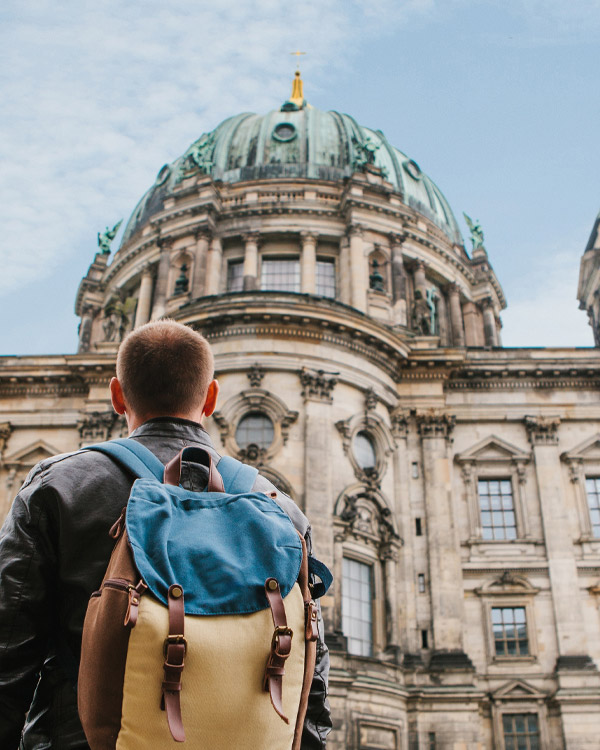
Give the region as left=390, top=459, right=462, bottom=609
left=202, top=379, right=219, bottom=417
left=110, top=377, right=127, bottom=415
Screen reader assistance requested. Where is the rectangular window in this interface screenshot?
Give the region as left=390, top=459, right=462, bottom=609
left=502, top=714, right=539, bottom=750
left=261, top=258, right=300, bottom=292
left=227, top=260, right=244, bottom=292
left=478, top=479, right=517, bottom=540
left=342, top=558, right=373, bottom=657
left=585, top=477, right=600, bottom=537
left=492, top=606, right=528, bottom=656
left=316, top=258, right=336, bottom=298
left=415, top=518, right=423, bottom=536
left=418, top=574, right=426, bottom=593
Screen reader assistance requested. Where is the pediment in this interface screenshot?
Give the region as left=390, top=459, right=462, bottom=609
left=562, top=434, right=600, bottom=462
left=492, top=679, right=546, bottom=701
left=476, top=571, right=538, bottom=597
left=4, top=440, right=61, bottom=467
left=455, top=435, right=530, bottom=464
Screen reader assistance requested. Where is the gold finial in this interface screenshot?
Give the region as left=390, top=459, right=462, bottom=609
left=289, top=51, right=306, bottom=108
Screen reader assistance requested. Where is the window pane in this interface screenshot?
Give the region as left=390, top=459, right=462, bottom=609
left=261, top=258, right=300, bottom=292
left=342, top=558, right=373, bottom=656
left=227, top=260, right=244, bottom=292
left=316, top=259, right=336, bottom=298
left=503, top=714, right=539, bottom=750
left=235, top=412, right=274, bottom=449
left=492, top=607, right=528, bottom=656
left=585, top=476, right=600, bottom=537
left=354, top=431, right=376, bottom=469
left=478, top=478, right=516, bottom=540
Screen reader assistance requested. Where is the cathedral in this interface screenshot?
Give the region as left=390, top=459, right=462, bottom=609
left=2, top=72, right=600, bottom=749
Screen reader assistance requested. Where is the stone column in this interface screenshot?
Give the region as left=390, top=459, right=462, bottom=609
left=242, top=232, right=260, bottom=291
left=417, top=413, right=473, bottom=670
left=151, top=247, right=171, bottom=319
left=391, top=412, right=418, bottom=657
left=481, top=298, right=498, bottom=347
left=448, top=283, right=466, bottom=347
left=348, top=224, right=368, bottom=312
left=462, top=301, right=483, bottom=347
left=381, top=543, right=401, bottom=653
left=525, top=416, right=595, bottom=670
left=77, top=304, right=99, bottom=352
left=0, top=422, right=12, bottom=465
left=204, top=236, right=223, bottom=296
left=339, top=235, right=351, bottom=305
left=134, top=264, right=155, bottom=328
left=390, top=234, right=407, bottom=326
left=300, top=368, right=337, bottom=633
left=300, top=232, right=317, bottom=294
left=191, top=232, right=210, bottom=298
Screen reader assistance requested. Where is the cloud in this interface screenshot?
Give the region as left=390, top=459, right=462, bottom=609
left=0, top=0, right=430, bottom=297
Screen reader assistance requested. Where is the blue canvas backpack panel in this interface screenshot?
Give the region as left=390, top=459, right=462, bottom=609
left=77, top=439, right=332, bottom=750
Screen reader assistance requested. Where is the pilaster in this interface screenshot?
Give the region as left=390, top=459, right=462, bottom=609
left=389, top=233, right=407, bottom=326
left=242, top=232, right=260, bottom=291
left=347, top=224, right=368, bottom=312
left=191, top=231, right=210, bottom=298
left=448, top=282, right=466, bottom=347
left=205, top=236, right=223, bottom=296
left=134, top=263, right=155, bottom=328
left=150, top=246, right=171, bottom=319
left=300, top=232, right=317, bottom=294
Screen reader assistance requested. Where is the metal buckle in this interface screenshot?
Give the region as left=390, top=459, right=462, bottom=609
left=163, top=634, right=188, bottom=658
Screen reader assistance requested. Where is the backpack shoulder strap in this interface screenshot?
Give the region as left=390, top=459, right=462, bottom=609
left=217, top=455, right=259, bottom=494
left=85, top=438, right=164, bottom=481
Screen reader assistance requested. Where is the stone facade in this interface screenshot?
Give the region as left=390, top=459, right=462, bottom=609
left=2, top=85, right=600, bottom=749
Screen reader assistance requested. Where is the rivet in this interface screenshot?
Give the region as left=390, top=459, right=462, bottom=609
left=267, top=579, right=278, bottom=591
left=171, top=586, right=183, bottom=598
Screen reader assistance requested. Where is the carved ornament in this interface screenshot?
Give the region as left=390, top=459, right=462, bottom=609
left=300, top=368, right=338, bottom=403
left=247, top=363, right=265, bottom=388
left=415, top=411, right=456, bottom=439
left=524, top=415, right=560, bottom=446
left=77, top=410, right=117, bottom=444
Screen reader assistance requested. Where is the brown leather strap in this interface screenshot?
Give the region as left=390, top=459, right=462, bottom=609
left=124, top=579, right=148, bottom=628
left=161, top=583, right=186, bottom=742
left=163, top=447, right=225, bottom=492
left=263, top=578, right=292, bottom=724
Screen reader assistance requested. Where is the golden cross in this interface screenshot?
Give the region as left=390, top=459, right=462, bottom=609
left=290, top=50, right=306, bottom=70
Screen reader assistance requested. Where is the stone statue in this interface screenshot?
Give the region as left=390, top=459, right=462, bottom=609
left=102, top=294, right=137, bottom=343
left=412, top=289, right=432, bottom=335
left=97, top=220, right=123, bottom=255
left=369, top=259, right=385, bottom=292
left=463, top=213, right=485, bottom=251
left=185, top=131, right=217, bottom=175
left=426, top=287, right=438, bottom=334
left=173, top=263, right=189, bottom=295
left=351, top=134, right=379, bottom=172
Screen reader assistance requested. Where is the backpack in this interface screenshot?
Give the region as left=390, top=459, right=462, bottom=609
left=77, top=438, right=332, bottom=750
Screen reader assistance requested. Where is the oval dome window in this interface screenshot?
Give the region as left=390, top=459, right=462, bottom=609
left=402, top=159, right=422, bottom=181
left=155, top=164, right=171, bottom=186
left=273, top=122, right=297, bottom=142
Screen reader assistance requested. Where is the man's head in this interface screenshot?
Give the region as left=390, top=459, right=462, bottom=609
left=110, top=319, right=218, bottom=430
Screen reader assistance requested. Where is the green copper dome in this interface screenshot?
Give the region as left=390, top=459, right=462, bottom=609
left=121, top=104, right=462, bottom=245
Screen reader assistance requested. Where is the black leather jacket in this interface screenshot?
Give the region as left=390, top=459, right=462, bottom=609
left=0, top=418, right=332, bottom=749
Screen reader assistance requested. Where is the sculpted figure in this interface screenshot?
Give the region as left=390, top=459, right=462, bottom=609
left=97, top=220, right=123, bottom=255
left=463, top=213, right=485, bottom=251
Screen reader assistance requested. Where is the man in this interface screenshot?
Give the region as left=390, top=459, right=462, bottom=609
left=0, top=320, right=331, bottom=749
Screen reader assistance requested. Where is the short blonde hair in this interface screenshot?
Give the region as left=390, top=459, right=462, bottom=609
left=116, top=320, right=214, bottom=417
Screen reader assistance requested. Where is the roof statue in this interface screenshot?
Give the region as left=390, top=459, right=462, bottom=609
left=286, top=53, right=306, bottom=110
left=97, top=220, right=123, bottom=255
left=463, top=213, right=485, bottom=252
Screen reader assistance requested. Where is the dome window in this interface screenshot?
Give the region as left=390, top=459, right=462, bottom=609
left=403, top=159, right=422, bottom=181
left=354, top=431, right=376, bottom=471
left=155, top=164, right=171, bottom=186
left=236, top=412, right=274, bottom=451
left=272, top=122, right=297, bottom=142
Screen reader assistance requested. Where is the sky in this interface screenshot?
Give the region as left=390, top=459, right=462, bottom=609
left=0, top=0, right=598, bottom=355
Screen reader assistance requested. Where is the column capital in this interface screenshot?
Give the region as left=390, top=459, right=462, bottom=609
left=81, top=303, right=101, bottom=318
left=524, top=415, right=560, bottom=446
left=415, top=411, right=455, bottom=439
left=300, top=367, right=338, bottom=403
left=388, top=231, right=408, bottom=247
left=242, top=231, right=261, bottom=245
left=140, top=261, right=156, bottom=278
left=300, top=230, right=317, bottom=244
left=194, top=228, right=212, bottom=242
left=346, top=223, right=365, bottom=239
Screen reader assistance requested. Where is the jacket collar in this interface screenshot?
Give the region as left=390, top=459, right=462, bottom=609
left=130, top=416, right=211, bottom=442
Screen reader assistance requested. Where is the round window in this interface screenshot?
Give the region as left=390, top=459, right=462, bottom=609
left=354, top=431, right=376, bottom=470
left=272, top=122, right=297, bottom=142
left=402, top=159, right=422, bottom=181
left=236, top=412, right=274, bottom=450
left=155, top=163, right=171, bottom=186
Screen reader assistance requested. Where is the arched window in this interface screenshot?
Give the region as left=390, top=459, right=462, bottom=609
left=235, top=412, right=274, bottom=450
left=354, top=431, right=376, bottom=470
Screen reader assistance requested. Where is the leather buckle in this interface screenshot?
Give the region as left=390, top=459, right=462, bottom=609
left=163, top=634, right=188, bottom=658
left=272, top=625, right=293, bottom=653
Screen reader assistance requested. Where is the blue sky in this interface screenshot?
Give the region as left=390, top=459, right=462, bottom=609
left=0, top=0, right=598, bottom=354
